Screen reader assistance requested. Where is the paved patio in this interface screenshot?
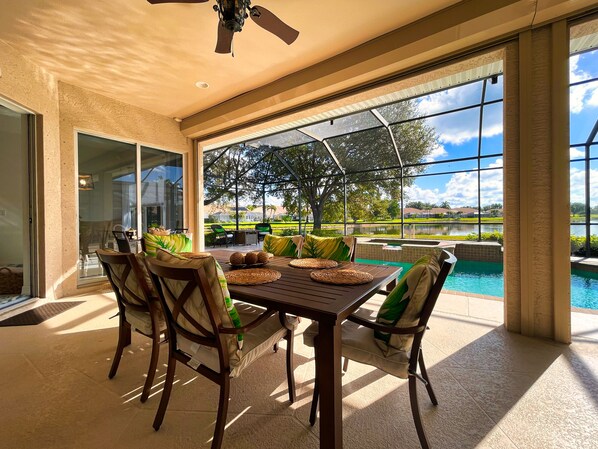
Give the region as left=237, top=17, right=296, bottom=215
left=0, top=287, right=596, bottom=449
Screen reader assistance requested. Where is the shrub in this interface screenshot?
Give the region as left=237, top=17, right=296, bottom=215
left=571, top=235, right=598, bottom=256
left=310, top=229, right=342, bottom=237
left=466, top=231, right=503, bottom=245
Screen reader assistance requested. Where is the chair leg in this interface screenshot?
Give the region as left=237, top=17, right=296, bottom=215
left=211, top=376, right=231, bottom=449
left=418, top=351, right=438, bottom=405
left=108, top=320, right=131, bottom=379
left=309, top=340, right=319, bottom=426
left=153, top=356, right=177, bottom=431
left=273, top=342, right=279, bottom=352
left=140, top=330, right=161, bottom=403
left=285, top=332, right=296, bottom=403
left=409, top=375, right=432, bottom=449
left=309, top=378, right=319, bottom=426
left=342, top=357, right=349, bottom=372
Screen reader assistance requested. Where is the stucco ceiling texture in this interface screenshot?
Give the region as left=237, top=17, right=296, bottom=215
left=0, top=0, right=461, bottom=119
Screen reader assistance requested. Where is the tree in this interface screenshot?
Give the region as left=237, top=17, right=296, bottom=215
left=439, top=201, right=451, bottom=209
left=263, top=101, right=438, bottom=229
left=571, top=202, right=586, bottom=215
left=387, top=200, right=400, bottom=219
left=203, top=145, right=269, bottom=206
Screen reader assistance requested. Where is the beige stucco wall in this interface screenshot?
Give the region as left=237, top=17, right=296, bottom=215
left=0, top=39, right=62, bottom=299
left=0, top=39, right=193, bottom=299
left=58, top=82, right=193, bottom=297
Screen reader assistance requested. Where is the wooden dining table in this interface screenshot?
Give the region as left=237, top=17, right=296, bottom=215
left=211, top=250, right=402, bottom=449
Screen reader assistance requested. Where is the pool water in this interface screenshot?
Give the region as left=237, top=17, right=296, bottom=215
left=355, top=258, right=598, bottom=310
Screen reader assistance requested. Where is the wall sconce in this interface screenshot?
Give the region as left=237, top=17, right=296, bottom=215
left=78, top=174, right=94, bottom=190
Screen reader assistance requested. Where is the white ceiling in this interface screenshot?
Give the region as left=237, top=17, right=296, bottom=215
left=0, top=0, right=462, bottom=119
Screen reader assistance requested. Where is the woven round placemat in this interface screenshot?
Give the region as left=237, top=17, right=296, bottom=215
left=179, top=252, right=211, bottom=259
left=288, top=258, right=338, bottom=269
left=225, top=268, right=281, bottom=285
left=310, top=269, right=373, bottom=285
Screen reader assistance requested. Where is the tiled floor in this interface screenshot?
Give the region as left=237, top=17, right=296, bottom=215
left=0, top=289, right=596, bottom=449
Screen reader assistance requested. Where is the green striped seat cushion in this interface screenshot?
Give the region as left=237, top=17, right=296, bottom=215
left=263, top=234, right=302, bottom=257
left=374, top=254, right=441, bottom=356
left=300, top=234, right=355, bottom=261
left=143, top=232, right=192, bottom=257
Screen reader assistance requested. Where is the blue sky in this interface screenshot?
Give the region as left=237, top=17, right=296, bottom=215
left=259, top=50, right=598, bottom=210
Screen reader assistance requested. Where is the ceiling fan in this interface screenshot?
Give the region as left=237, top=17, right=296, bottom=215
left=147, top=0, right=299, bottom=55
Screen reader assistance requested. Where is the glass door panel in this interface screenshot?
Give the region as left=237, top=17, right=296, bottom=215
left=0, top=104, right=31, bottom=307
left=140, top=147, right=184, bottom=232
left=78, top=134, right=136, bottom=281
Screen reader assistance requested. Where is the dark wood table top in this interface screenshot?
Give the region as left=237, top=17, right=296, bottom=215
left=211, top=250, right=401, bottom=324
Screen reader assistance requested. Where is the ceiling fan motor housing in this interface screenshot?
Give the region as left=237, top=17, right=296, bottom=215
left=217, top=0, right=251, bottom=32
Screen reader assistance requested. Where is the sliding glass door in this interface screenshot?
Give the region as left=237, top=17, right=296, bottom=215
left=77, top=133, right=184, bottom=283
left=0, top=103, right=33, bottom=307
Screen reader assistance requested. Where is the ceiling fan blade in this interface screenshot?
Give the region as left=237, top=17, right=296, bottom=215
left=250, top=6, right=299, bottom=45
left=215, top=23, right=234, bottom=54
left=147, top=0, right=208, bottom=4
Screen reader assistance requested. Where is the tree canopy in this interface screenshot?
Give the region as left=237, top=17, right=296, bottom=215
left=203, top=100, right=439, bottom=228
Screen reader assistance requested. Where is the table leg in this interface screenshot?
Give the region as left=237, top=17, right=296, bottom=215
left=316, top=320, right=343, bottom=449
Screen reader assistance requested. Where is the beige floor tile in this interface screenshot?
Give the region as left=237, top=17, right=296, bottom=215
left=1, top=291, right=597, bottom=449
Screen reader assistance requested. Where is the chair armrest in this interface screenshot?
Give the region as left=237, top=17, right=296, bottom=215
left=347, top=313, right=426, bottom=335
left=218, top=308, right=277, bottom=335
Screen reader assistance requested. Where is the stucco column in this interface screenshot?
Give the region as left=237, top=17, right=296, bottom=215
left=504, top=22, right=571, bottom=343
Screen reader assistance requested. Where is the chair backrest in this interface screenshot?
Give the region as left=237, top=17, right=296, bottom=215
left=96, top=249, right=156, bottom=314
left=373, top=250, right=456, bottom=358
left=211, top=224, right=226, bottom=235
left=409, top=250, right=456, bottom=352
left=112, top=230, right=132, bottom=253
left=255, top=223, right=272, bottom=233
left=146, top=256, right=240, bottom=371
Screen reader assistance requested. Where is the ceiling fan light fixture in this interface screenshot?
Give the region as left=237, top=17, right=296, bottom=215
left=195, top=81, right=209, bottom=89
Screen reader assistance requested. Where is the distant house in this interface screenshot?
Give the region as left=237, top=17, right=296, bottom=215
left=428, top=207, right=450, bottom=218
left=450, top=207, right=477, bottom=218
left=403, top=207, right=422, bottom=218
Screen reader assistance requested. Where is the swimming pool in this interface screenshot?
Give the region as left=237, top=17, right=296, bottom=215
left=356, top=258, right=598, bottom=310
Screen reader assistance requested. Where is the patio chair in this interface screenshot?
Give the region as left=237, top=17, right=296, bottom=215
left=303, top=250, right=457, bottom=449
left=112, top=230, right=133, bottom=253
left=146, top=254, right=297, bottom=449
left=96, top=249, right=166, bottom=403
left=210, top=224, right=233, bottom=247
left=255, top=222, right=272, bottom=242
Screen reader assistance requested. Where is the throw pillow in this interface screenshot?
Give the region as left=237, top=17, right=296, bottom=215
left=300, top=234, right=355, bottom=261
left=374, top=254, right=441, bottom=355
left=143, top=232, right=192, bottom=257
left=263, top=234, right=303, bottom=257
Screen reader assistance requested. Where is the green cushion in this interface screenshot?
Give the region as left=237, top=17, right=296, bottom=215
left=255, top=225, right=270, bottom=232
left=155, top=249, right=244, bottom=349
left=263, top=234, right=302, bottom=257
left=143, top=232, right=192, bottom=257
left=300, top=234, right=355, bottom=261
left=374, top=254, right=441, bottom=355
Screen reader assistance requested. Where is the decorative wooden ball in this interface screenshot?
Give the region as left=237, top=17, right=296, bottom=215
left=244, top=252, right=258, bottom=265
left=229, top=252, right=245, bottom=265
left=256, top=251, right=269, bottom=264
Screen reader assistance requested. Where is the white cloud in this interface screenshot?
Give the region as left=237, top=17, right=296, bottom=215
left=416, top=83, right=503, bottom=145
left=424, top=143, right=448, bottom=162
left=570, top=166, right=598, bottom=203
left=570, top=147, right=585, bottom=158
left=404, top=158, right=504, bottom=207
left=569, top=53, right=598, bottom=114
